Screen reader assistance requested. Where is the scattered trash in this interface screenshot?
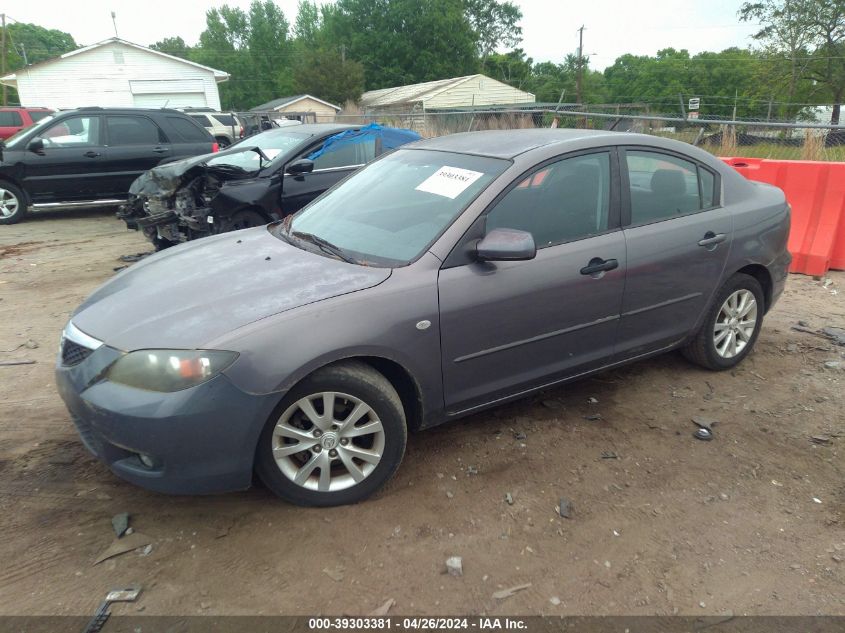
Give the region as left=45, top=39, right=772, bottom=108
left=113, top=266, right=128, bottom=272
left=82, top=587, right=141, bottom=633
left=612, top=530, right=620, bottom=537
left=505, top=492, right=514, bottom=505
left=467, top=466, right=478, bottom=475
left=811, top=435, right=831, bottom=445
left=446, top=556, right=463, bottom=577
left=549, top=596, right=561, bottom=606
left=824, top=360, right=842, bottom=370
left=771, top=480, right=783, bottom=487
left=111, top=512, right=129, bottom=538
left=118, top=252, right=151, bottom=263
left=587, top=397, right=598, bottom=404
left=322, top=566, right=345, bottom=582
left=93, top=532, right=153, bottom=565
left=446, top=491, right=454, bottom=499
left=792, top=323, right=845, bottom=346
left=492, top=583, right=532, bottom=600
left=0, top=360, right=36, bottom=366
left=584, top=413, right=602, bottom=421
left=693, top=428, right=713, bottom=441
left=513, top=432, right=527, bottom=441
left=542, top=399, right=564, bottom=410
left=813, top=497, right=822, bottom=504
left=600, top=451, right=618, bottom=459
left=557, top=498, right=573, bottom=519
left=692, top=416, right=717, bottom=441
left=370, top=598, right=395, bottom=616
left=138, top=544, right=153, bottom=557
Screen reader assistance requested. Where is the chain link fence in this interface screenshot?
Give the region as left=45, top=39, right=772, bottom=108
left=330, top=108, right=845, bottom=161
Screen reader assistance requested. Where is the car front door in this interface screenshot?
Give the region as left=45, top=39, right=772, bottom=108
left=615, top=148, right=732, bottom=359
left=102, top=114, right=172, bottom=197
left=438, top=149, right=626, bottom=414
left=21, top=114, right=106, bottom=203
left=280, top=134, right=375, bottom=215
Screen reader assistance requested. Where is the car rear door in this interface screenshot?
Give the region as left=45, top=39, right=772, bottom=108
left=21, top=114, right=107, bottom=203
left=101, top=114, right=172, bottom=198
left=438, top=149, right=626, bottom=413
left=280, top=132, right=374, bottom=214
left=615, top=147, right=732, bottom=359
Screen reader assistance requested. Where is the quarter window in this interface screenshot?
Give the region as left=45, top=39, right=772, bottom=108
left=625, top=150, right=714, bottom=225
left=167, top=116, right=212, bottom=142
left=486, top=152, right=612, bottom=248
left=106, top=116, right=165, bottom=145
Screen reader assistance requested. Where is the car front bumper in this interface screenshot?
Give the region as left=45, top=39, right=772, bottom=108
left=55, top=344, right=280, bottom=495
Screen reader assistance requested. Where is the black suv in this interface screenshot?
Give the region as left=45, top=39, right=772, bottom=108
left=0, top=107, right=216, bottom=224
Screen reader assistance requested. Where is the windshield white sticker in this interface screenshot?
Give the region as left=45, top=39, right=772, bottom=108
left=415, top=166, right=484, bottom=199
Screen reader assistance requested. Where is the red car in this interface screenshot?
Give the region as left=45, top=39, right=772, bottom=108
left=0, top=107, right=54, bottom=140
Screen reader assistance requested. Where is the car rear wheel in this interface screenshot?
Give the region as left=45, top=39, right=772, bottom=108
left=0, top=182, right=27, bottom=225
left=682, top=273, right=764, bottom=370
left=215, top=137, right=231, bottom=149
left=255, top=361, right=407, bottom=506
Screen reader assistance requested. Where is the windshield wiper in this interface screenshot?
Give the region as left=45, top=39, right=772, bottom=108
left=291, top=230, right=357, bottom=264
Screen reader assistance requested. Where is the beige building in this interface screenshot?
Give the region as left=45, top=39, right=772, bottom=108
left=250, top=95, right=341, bottom=122
left=360, top=74, right=535, bottom=114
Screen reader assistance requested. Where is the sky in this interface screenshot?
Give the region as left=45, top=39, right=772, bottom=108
left=4, top=0, right=761, bottom=71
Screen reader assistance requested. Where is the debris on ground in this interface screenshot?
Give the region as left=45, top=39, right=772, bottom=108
left=791, top=322, right=845, bottom=346
left=513, top=432, right=527, bottom=440
left=557, top=498, right=573, bottom=519
left=692, top=416, right=718, bottom=441
left=542, top=399, right=565, bottom=410
left=370, top=598, right=395, bottom=616
left=111, top=513, right=130, bottom=538
left=824, top=360, right=842, bottom=370
left=505, top=492, right=514, bottom=505
left=587, top=397, right=598, bottom=404
left=584, top=413, right=603, bottom=421
left=118, top=252, right=152, bottom=263
left=811, top=435, right=831, bottom=445
left=322, top=566, right=345, bottom=582
left=446, top=556, right=463, bottom=577
left=83, top=587, right=142, bottom=633
left=93, top=532, right=153, bottom=565
left=0, top=360, right=36, bottom=366
left=549, top=596, right=561, bottom=606
left=0, top=339, right=38, bottom=352
left=601, top=451, right=618, bottom=459
left=466, top=466, right=478, bottom=475
left=492, top=583, right=532, bottom=600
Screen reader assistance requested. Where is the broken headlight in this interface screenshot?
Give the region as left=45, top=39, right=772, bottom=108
left=105, top=349, right=238, bottom=392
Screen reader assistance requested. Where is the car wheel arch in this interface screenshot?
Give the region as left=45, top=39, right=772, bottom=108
left=0, top=176, right=28, bottom=202
left=735, top=263, right=773, bottom=312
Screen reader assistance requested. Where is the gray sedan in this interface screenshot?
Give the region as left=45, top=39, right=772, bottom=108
left=55, top=129, right=791, bottom=506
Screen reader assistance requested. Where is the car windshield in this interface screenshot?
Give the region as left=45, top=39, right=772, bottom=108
left=4, top=115, right=55, bottom=148
left=279, top=149, right=509, bottom=267
left=205, top=129, right=311, bottom=172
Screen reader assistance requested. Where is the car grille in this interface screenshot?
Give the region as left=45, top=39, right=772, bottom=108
left=61, top=338, right=94, bottom=366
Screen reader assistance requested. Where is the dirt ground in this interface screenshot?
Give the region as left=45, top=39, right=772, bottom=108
left=0, top=210, right=843, bottom=618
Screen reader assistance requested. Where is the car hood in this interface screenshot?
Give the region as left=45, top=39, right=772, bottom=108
left=72, top=226, right=391, bottom=351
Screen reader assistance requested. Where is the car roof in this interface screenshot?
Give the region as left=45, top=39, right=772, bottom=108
left=409, top=129, right=621, bottom=159
left=287, top=123, right=361, bottom=136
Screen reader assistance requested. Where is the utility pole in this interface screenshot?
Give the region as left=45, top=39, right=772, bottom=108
left=576, top=25, right=585, bottom=107
left=1, top=14, right=7, bottom=106
left=111, top=11, right=118, bottom=38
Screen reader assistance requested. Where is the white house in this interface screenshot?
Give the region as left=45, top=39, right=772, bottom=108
left=360, top=74, right=535, bottom=114
left=0, top=38, right=229, bottom=110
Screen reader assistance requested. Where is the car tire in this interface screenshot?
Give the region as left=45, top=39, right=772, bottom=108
left=0, top=181, right=28, bottom=225
left=255, top=361, right=407, bottom=506
left=216, top=137, right=231, bottom=149
left=682, top=273, right=765, bottom=370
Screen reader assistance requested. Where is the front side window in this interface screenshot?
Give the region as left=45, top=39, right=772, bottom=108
left=626, top=150, right=712, bottom=225
left=486, top=152, right=612, bottom=248
left=281, top=149, right=508, bottom=266
left=41, top=116, right=100, bottom=147
left=106, top=116, right=165, bottom=145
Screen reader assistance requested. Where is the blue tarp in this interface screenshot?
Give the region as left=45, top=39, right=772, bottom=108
left=308, top=122, right=421, bottom=161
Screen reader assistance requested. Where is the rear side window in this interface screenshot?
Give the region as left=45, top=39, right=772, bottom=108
left=166, top=116, right=212, bottom=143
left=189, top=114, right=212, bottom=126
left=309, top=138, right=376, bottom=170
left=625, top=150, right=710, bottom=225
left=29, top=111, right=52, bottom=122
left=0, top=111, right=23, bottom=126
left=106, top=116, right=166, bottom=145
left=211, top=114, right=237, bottom=126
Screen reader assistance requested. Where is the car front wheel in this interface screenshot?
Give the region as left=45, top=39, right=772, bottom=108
left=0, top=182, right=27, bottom=225
left=255, top=361, right=407, bottom=506
left=682, top=273, right=765, bottom=370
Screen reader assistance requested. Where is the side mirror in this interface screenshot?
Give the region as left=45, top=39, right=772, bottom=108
left=286, top=159, right=314, bottom=176
left=27, top=138, right=45, bottom=154
left=476, top=228, right=536, bottom=262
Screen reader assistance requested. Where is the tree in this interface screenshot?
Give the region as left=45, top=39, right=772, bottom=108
left=4, top=22, right=76, bottom=68
left=293, top=0, right=321, bottom=46
left=150, top=36, right=192, bottom=60
left=464, top=0, right=523, bottom=60
left=482, top=48, right=533, bottom=89
left=294, top=49, right=365, bottom=104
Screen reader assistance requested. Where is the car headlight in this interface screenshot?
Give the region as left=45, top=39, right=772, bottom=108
left=105, top=349, right=238, bottom=392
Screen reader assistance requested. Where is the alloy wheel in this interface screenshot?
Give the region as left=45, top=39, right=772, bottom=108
left=271, top=391, right=385, bottom=492
left=0, top=188, right=20, bottom=219
left=713, top=289, right=757, bottom=359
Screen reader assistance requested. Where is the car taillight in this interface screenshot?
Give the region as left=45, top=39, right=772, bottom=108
left=211, top=142, right=219, bottom=153
left=239, top=126, right=244, bottom=138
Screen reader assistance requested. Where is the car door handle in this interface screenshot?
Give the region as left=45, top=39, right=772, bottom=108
left=698, top=232, right=727, bottom=247
left=152, top=147, right=168, bottom=154
left=83, top=151, right=101, bottom=158
left=580, top=257, right=619, bottom=276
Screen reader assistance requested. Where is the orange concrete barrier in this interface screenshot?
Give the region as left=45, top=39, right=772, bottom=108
left=721, top=157, right=845, bottom=276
